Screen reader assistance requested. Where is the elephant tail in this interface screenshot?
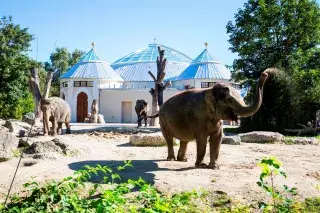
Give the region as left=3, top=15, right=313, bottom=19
left=145, top=113, right=159, bottom=118
left=138, top=113, right=159, bottom=122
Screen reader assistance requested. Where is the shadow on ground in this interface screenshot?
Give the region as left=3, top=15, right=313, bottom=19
left=69, top=126, right=160, bottom=135
left=68, top=160, right=169, bottom=185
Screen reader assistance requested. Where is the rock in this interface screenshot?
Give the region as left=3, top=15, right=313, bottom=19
left=239, top=131, right=285, bottom=143
left=98, top=114, right=105, bottom=124
left=3, top=120, right=16, bottom=132
left=222, top=136, right=241, bottom=145
left=130, top=132, right=178, bottom=146
left=287, top=137, right=319, bottom=145
left=22, top=112, right=35, bottom=125
left=18, top=138, right=32, bottom=148
left=3, top=120, right=28, bottom=137
left=23, top=138, right=72, bottom=159
left=0, top=130, right=19, bottom=161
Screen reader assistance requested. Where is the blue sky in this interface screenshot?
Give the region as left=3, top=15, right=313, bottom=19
left=1, top=0, right=305, bottom=66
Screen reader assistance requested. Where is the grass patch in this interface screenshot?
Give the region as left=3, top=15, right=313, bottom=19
left=1, top=158, right=319, bottom=213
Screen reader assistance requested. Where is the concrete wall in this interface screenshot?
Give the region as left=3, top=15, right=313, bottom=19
left=99, top=88, right=181, bottom=123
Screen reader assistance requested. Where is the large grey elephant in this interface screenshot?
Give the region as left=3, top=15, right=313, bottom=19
left=40, top=97, right=71, bottom=136
left=144, top=68, right=273, bottom=169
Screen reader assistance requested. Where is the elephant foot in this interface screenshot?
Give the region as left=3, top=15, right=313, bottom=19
left=43, top=133, right=48, bottom=136
left=177, top=156, right=188, bottom=162
left=208, top=162, right=220, bottom=170
left=195, top=163, right=208, bottom=168
left=167, top=156, right=176, bottom=161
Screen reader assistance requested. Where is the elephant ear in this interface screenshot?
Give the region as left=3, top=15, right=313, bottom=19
left=212, top=84, right=230, bottom=102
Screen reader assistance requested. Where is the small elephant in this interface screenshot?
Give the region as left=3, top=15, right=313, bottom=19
left=145, top=68, right=273, bottom=169
left=41, top=97, right=71, bottom=136
left=135, top=99, right=148, bottom=128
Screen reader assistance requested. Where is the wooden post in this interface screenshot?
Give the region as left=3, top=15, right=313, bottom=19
left=148, top=46, right=169, bottom=126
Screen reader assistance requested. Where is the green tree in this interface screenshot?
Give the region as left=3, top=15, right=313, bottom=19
left=46, top=48, right=85, bottom=97
left=0, top=16, right=35, bottom=119
left=226, top=0, right=320, bottom=132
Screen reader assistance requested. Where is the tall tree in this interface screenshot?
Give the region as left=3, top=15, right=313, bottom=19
left=46, top=48, right=85, bottom=97
left=226, top=0, right=320, bottom=132
left=0, top=16, right=35, bottom=119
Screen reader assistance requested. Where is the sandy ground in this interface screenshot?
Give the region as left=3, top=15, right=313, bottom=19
left=0, top=124, right=319, bottom=204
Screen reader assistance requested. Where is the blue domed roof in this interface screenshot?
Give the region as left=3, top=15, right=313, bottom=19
left=175, top=48, right=231, bottom=81
left=111, top=43, right=192, bottom=82
left=61, top=47, right=124, bottom=81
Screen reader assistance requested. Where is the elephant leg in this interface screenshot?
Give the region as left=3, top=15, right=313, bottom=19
left=177, top=141, right=189, bottom=162
left=137, top=116, right=142, bottom=128
left=52, top=118, right=58, bottom=136
left=144, top=117, right=147, bottom=127
left=195, top=135, right=208, bottom=168
left=65, top=122, right=71, bottom=134
left=43, top=115, right=49, bottom=136
left=160, top=119, right=175, bottom=161
left=57, top=122, right=62, bottom=135
left=208, top=127, right=223, bottom=170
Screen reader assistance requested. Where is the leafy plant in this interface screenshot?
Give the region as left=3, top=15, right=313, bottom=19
left=257, top=156, right=297, bottom=212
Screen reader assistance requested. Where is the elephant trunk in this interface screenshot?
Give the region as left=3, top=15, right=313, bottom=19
left=235, top=69, right=271, bottom=117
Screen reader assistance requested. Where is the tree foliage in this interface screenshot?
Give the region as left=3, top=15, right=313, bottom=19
left=45, top=48, right=85, bottom=96
left=226, top=0, right=320, bottom=132
left=0, top=16, right=36, bottom=119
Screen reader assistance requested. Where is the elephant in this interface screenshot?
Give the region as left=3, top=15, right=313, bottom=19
left=143, top=68, right=273, bottom=169
left=40, top=97, right=71, bottom=136
left=135, top=99, right=148, bottom=128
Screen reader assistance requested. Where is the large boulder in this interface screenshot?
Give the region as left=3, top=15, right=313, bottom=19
left=130, top=132, right=178, bottom=146
left=3, top=120, right=28, bottom=137
left=239, top=131, right=285, bottom=144
left=0, top=129, right=19, bottom=161
left=287, top=137, right=319, bottom=145
left=222, top=136, right=241, bottom=145
left=23, top=138, right=74, bottom=159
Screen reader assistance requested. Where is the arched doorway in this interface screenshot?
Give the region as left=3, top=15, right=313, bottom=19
left=77, top=92, right=88, bottom=122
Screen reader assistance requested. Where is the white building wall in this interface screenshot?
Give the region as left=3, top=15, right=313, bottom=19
left=99, top=88, right=181, bottom=123
left=172, top=79, right=194, bottom=89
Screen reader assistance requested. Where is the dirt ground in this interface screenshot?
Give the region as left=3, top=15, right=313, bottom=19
left=0, top=125, right=319, bottom=204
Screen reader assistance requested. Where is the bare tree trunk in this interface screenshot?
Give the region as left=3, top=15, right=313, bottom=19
left=28, top=68, right=54, bottom=126
left=148, top=46, right=170, bottom=126
left=29, top=68, right=42, bottom=125
left=43, top=71, right=53, bottom=99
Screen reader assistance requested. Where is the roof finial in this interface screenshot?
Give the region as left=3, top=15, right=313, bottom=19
left=154, top=37, right=156, bottom=44
left=91, top=41, right=95, bottom=48
left=205, top=42, right=208, bottom=49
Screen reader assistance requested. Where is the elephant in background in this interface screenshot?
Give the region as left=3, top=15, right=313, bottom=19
left=145, top=68, right=273, bottom=169
left=41, top=97, right=71, bottom=136
left=135, top=99, right=148, bottom=128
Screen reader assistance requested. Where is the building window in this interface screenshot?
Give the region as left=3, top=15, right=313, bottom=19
left=201, top=82, right=208, bottom=88
left=74, top=81, right=80, bottom=87
left=201, top=82, right=216, bottom=88
left=87, top=81, right=93, bottom=87
left=74, top=81, right=93, bottom=87
left=62, top=82, right=68, bottom=87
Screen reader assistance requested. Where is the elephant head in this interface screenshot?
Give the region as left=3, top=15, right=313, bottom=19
left=212, top=68, right=272, bottom=121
